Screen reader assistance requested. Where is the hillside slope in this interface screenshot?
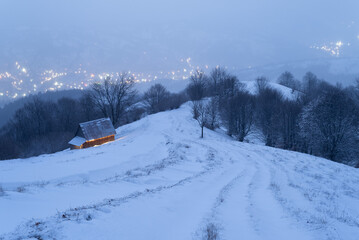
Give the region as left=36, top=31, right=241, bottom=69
left=241, top=80, right=301, bottom=100
left=0, top=103, right=359, bottom=240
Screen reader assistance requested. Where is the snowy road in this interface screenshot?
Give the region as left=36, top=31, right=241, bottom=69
left=1, top=103, right=359, bottom=239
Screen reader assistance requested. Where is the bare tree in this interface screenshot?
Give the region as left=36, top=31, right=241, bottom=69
left=210, top=67, right=229, bottom=96
left=80, top=92, right=102, bottom=121
left=298, top=89, right=359, bottom=164
left=57, top=98, right=80, bottom=132
left=218, top=75, right=241, bottom=100
left=89, top=73, right=137, bottom=127
left=192, top=100, right=208, bottom=138
left=277, top=71, right=301, bottom=92
left=205, top=98, right=219, bottom=130
left=186, top=70, right=208, bottom=101
left=255, top=87, right=283, bottom=146
left=279, top=100, right=302, bottom=150
left=167, top=91, right=188, bottom=110
left=255, top=76, right=269, bottom=94
left=302, top=72, right=319, bottom=94
left=354, top=77, right=359, bottom=102
left=11, top=97, right=56, bottom=140
left=231, top=92, right=255, bottom=142
left=143, top=84, right=171, bottom=114
left=0, top=131, right=19, bottom=160
left=300, top=72, right=335, bottom=104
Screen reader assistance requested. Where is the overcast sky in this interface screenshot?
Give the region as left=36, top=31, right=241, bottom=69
left=1, top=0, right=358, bottom=72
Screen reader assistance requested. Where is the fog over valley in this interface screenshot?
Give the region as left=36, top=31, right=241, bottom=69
left=0, top=0, right=359, bottom=105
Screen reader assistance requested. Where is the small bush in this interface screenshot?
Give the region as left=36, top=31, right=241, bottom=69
left=203, top=223, right=219, bottom=240
left=0, top=185, right=4, bottom=196
left=16, top=186, right=26, bottom=193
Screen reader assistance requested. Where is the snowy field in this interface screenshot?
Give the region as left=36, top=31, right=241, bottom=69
left=0, top=103, right=359, bottom=240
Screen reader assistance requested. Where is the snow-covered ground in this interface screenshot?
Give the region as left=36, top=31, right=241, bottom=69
left=0, top=103, right=359, bottom=240
left=241, top=80, right=301, bottom=101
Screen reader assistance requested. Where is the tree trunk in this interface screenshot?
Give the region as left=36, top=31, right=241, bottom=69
left=201, top=126, right=204, bottom=138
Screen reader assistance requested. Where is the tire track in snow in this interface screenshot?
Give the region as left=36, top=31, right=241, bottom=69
left=245, top=151, right=313, bottom=240
left=2, top=132, right=191, bottom=194
left=1, top=145, right=223, bottom=240
left=0, top=116, right=152, bottom=193
left=195, top=156, right=259, bottom=240
left=1, top=106, right=223, bottom=238
left=219, top=161, right=259, bottom=240
left=99, top=135, right=189, bottom=183
left=264, top=150, right=359, bottom=240
left=264, top=152, right=331, bottom=226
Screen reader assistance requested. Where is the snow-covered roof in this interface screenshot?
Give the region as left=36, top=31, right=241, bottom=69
left=68, top=136, right=86, bottom=146
left=79, top=118, right=116, bottom=141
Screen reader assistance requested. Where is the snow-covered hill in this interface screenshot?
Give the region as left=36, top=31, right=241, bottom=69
left=241, top=80, right=300, bottom=101
left=0, top=103, right=358, bottom=240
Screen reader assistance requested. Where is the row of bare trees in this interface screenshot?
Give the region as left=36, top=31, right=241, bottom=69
left=188, top=68, right=256, bottom=141
left=85, top=73, right=186, bottom=126
left=1, top=67, right=358, bottom=167
left=0, top=72, right=187, bottom=160
left=187, top=68, right=359, bottom=167
left=0, top=95, right=104, bottom=159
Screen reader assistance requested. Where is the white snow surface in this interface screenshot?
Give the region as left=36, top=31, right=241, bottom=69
left=1, top=103, right=359, bottom=240
left=241, top=80, right=301, bottom=101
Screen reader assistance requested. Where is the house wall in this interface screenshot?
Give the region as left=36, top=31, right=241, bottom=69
left=82, top=135, right=115, bottom=148
left=70, top=145, right=83, bottom=150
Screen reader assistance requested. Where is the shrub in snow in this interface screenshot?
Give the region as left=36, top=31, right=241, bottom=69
left=16, top=186, right=26, bottom=193
left=0, top=185, right=4, bottom=196
left=203, top=223, right=219, bottom=240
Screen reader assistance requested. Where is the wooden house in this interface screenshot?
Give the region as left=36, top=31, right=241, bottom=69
left=69, top=118, right=116, bottom=149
